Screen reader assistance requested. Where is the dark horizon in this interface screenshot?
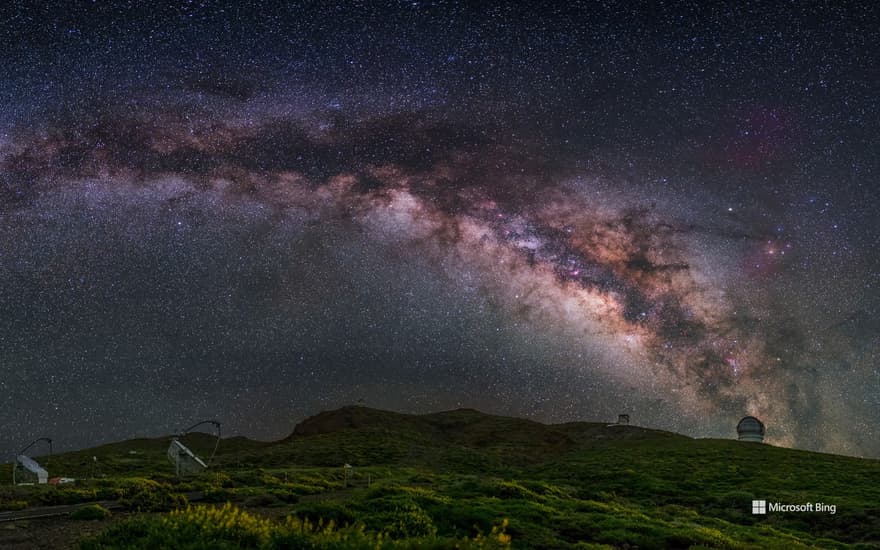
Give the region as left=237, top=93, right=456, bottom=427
left=4, top=403, right=873, bottom=464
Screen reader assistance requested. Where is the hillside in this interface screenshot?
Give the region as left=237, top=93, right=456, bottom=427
left=2, top=406, right=879, bottom=549
left=262, top=406, right=688, bottom=469
left=289, top=406, right=683, bottom=445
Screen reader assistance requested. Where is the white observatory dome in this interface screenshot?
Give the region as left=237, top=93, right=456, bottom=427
left=736, top=416, right=765, bottom=443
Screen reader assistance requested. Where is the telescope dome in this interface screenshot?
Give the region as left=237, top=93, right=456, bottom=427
left=736, top=416, right=765, bottom=443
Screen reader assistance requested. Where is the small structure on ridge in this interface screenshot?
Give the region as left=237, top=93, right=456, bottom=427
left=736, top=416, right=765, bottom=443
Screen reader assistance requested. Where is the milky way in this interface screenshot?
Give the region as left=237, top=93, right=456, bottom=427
left=1, top=2, right=877, bottom=457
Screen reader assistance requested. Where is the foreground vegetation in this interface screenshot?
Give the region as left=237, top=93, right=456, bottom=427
left=80, top=502, right=510, bottom=549
left=2, top=406, right=879, bottom=549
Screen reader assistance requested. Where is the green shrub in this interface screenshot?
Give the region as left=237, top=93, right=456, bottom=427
left=118, top=478, right=187, bottom=512
left=428, top=500, right=499, bottom=537
left=121, top=489, right=187, bottom=512
left=291, top=502, right=356, bottom=526
left=372, top=502, right=437, bottom=539
left=80, top=516, right=156, bottom=549
left=406, top=472, right=435, bottom=484
left=38, top=487, right=99, bottom=506
left=209, top=471, right=235, bottom=488
left=486, top=480, right=538, bottom=500
left=70, top=504, right=112, bottom=520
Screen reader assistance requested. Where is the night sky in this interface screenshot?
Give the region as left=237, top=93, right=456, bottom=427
left=1, top=2, right=878, bottom=458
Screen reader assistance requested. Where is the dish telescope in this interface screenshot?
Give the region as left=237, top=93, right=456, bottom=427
left=167, top=420, right=221, bottom=476
left=13, top=437, right=52, bottom=485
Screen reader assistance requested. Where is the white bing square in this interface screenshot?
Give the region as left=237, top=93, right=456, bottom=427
left=752, top=500, right=767, bottom=514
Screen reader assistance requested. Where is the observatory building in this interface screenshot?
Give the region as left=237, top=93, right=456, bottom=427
left=736, top=416, right=765, bottom=443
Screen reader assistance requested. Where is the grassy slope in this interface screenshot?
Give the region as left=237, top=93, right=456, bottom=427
left=2, top=406, right=879, bottom=549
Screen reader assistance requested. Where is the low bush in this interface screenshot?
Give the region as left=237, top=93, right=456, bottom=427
left=291, top=502, right=356, bottom=526
left=361, top=501, right=437, bottom=539
left=70, top=504, right=112, bottom=520
left=208, top=471, right=235, bottom=488
left=118, top=478, right=187, bottom=512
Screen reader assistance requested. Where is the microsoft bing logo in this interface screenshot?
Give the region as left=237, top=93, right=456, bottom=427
left=752, top=500, right=767, bottom=515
